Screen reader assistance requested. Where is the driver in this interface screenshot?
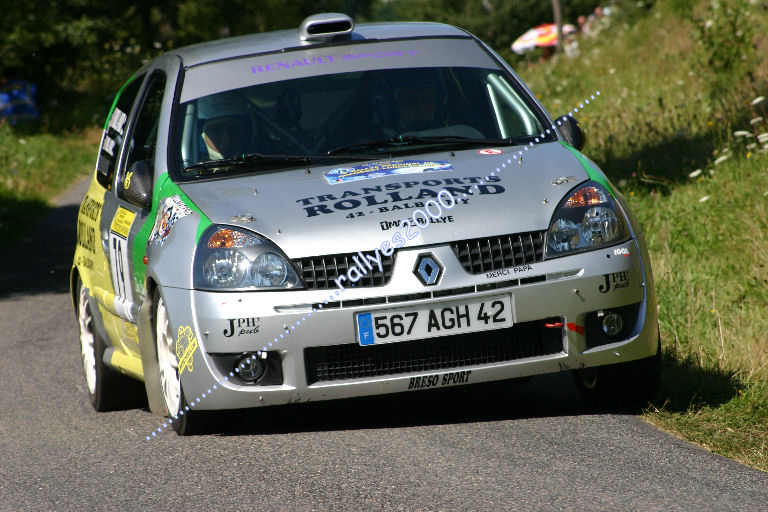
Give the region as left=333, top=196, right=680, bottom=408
left=197, top=93, right=251, bottom=160
left=393, top=81, right=440, bottom=133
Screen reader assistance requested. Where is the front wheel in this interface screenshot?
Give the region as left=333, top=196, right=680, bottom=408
left=153, top=288, right=200, bottom=435
left=573, top=339, right=662, bottom=411
left=76, top=277, right=144, bottom=411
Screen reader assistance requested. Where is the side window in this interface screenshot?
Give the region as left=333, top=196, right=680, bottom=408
left=123, top=73, right=166, bottom=173
left=116, top=72, right=166, bottom=204
left=96, top=76, right=144, bottom=188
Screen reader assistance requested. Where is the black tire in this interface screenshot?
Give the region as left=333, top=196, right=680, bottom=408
left=152, top=287, right=201, bottom=435
left=76, top=276, right=145, bottom=411
left=573, top=338, right=662, bottom=411
left=171, top=389, right=204, bottom=436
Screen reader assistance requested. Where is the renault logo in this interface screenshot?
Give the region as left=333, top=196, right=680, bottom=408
left=413, top=253, right=443, bottom=286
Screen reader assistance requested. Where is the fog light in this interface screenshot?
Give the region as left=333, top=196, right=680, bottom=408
left=234, top=352, right=266, bottom=382
left=601, top=312, right=624, bottom=337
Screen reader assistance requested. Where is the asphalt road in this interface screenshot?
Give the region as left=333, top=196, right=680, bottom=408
left=1, top=177, right=767, bottom=511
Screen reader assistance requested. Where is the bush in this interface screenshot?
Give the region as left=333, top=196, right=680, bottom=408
left=692, top=0, right=757, bottom=106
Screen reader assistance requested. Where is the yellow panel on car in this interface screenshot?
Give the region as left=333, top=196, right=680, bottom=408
left=110, top=207, right=136, bottom=238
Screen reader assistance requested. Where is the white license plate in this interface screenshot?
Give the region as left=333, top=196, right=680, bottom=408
left=356, top=295, right=512, bottom=346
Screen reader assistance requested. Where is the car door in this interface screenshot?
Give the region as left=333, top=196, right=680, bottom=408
left=77, top=73, right=146, bottom=377
left=99, top=70, right=167, bottom=365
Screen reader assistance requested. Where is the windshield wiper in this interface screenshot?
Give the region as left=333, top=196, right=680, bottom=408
left=326, top=135, right=536, bottom=156
left=183, top=152, right=376, bottom=174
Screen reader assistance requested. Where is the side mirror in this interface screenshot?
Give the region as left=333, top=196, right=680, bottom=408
left=120, top=161, right=153, bottom=209
left=558, top=115, right=585, bottom=151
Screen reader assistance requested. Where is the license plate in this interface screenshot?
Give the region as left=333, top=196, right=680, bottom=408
left=356, top=295, right=512, bottom=346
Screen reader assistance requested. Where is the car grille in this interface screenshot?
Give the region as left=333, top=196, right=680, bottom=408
left=304, top=319, right=563, bottom=384
left=451, top=231, right=546, bottom=274
left=293, top=251, right=395, bottom=289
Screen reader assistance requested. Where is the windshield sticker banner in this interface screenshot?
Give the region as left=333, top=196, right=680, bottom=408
left=251, top=50, right=418, bottom=74
left=149, top=195, right=193, bottom=246
left=297, top=175, right=504, bottom=218
left=324, top=160, right=454, bottom=185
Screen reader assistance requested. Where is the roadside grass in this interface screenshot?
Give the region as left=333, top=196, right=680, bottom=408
left=516, top=0, right=768, bottom=471
left=0, top=122, right=99, bottom=254
left=646, top=150, right=768, bottom=472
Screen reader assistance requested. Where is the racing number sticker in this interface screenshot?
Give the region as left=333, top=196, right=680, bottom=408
left=109, top=207, right=137, bottom=300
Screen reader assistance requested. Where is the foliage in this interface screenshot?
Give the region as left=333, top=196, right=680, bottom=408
left=0, top=122, right=99, bottom=252
left=0, top=0, right=375, bottom=131
left=691, top=0, right=758, bottom=105
left=373, top=0, right=604, bottom=64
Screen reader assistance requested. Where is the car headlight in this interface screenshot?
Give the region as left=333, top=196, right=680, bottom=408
left=545, top=181, right=629, bottom=258
left=194, top=226, right=302, bottom=290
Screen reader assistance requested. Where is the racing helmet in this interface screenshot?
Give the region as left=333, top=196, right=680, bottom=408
left=197, top=92, right=252, bottom=159
left=389, top=68, right=447, bottom=131
left=198, top=92, right=249, bottom=119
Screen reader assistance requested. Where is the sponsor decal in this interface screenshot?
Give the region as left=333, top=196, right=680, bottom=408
left=613, top=247, right=630, bottom=257
left=324, top=160, right=454, bottom=185
left=79, top=196, right=102, bottom=222
left=297, top=176, right=504, bottom=218
left=110, top=207, right=136, bottom=239
left=477, top=148, right=503, bottom=155
left=566, top=323, right=585, bottom=335
left=109, top=207, right=137, bottom=300
left=223, top=317, right=260, bottom=338
left=485, top=264, right=533, bottom=279
left=107, top=107, right=127, bottom=135
left=77, top=255, right=94, bottom=269
left=149, top=195, right=193, bottom=246
left=176, top=326, right=199, bottom=375
left=599, top=271, right=630, bottom=293
left=380, top=215, right=454, bottom=231
left=251, top=50, right=418, bottom=74
left=124, top=170, right=133, bottom=190
left=408, top=370, right=471, bottom=389
left=77, top=196, right=103, bottom=255
left=102, top=136, right=116, bottom=157
left=77, top=220, right=97, bottom=254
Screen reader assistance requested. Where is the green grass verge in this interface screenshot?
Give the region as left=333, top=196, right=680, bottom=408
left=646, top=150, right=768, bottom=472
left=516, top=0, right=768, bottom=472
left=0, top=123, right=99, bottom=254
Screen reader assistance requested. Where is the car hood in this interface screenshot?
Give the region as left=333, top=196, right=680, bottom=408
left=178, top=143, right=590, bottom=258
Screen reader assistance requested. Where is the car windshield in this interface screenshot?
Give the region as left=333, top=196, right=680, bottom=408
left=174, top=55, right=548, bottom=177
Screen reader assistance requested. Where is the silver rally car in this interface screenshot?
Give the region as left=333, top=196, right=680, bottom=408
left=72, top=13, right=660, bottom=434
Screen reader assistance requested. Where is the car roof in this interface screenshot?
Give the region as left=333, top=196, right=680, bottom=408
left=169, top=21, right=472, bottom=68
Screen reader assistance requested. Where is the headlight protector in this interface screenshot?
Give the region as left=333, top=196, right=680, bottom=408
left=545, top=181, right=629, bottom=258
left=194, top=226, right=302, bottom=290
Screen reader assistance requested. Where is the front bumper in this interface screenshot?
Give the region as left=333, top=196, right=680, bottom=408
left=161, top=235, right=658, bottom=410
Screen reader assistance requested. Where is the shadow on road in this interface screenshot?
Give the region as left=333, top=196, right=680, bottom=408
left=173, top=352, right=743, bottom=437
left=0, top=201, right=78, bottom=298
left=190, top=373, right=597, bottom=437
